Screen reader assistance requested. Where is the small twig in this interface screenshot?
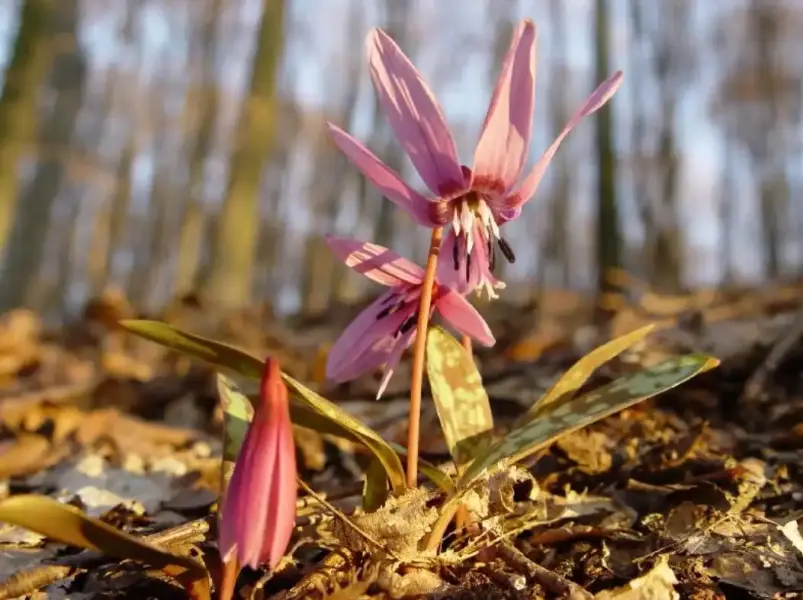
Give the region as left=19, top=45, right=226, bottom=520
left=407, top=226, right=443, bottom=488
left=478, top=563, right=526, bottom=593
left=142, top=516, right=211, bottom=546
left=0, top=565, right=77, bottom=600
left=497, top=543, right=592, bottom=600
left=742, top=304, right=803, bottom=402
left=297, top=478, right=400, bottom=562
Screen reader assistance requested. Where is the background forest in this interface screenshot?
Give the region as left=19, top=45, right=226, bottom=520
left=0, top=0, right=801, bottom=323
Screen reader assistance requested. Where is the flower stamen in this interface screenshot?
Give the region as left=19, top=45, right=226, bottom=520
left=497, top=237, right=516, bottom=264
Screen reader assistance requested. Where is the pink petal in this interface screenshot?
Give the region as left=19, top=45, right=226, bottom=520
left=367, top=28, right=465, bottom=196
left=436, top=231, right=466, bottom=293
left=260, top=399, right=297, bottom=569
left=326, top=291, right=414, bottom=382
left=219, top=394, right=279, bottom=568
left=326, top=235, right=424, bottom=286
left=375, top=329, right=415, bottom=399
left=472, top=20, right=537, bottom=191
left=436, top=226, right=503, bottom=297
left=328, top=123, right=438, bottom=227
left=502, top=70, right=624, bottom=212
left=436, top=288, right=496, bottom=347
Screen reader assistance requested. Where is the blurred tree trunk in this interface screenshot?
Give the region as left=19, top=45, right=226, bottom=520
left=88, top=135, right=135, bottom=295
left=594, top=0, right=620, bottom=302
left=177, top=0, right=223, bottom=297
left=0, top=0, right=85, bottom=312
left=719, top=142, right=736, bottom=283
left=543, top=0, right=572, bottom=289
left=648, top=1, right=689, bottom=292
left=754, top=3, right=785, bottom=278
left=203, top=0, right=285, bottom=309
left=0, top=0, right=52, bottom=253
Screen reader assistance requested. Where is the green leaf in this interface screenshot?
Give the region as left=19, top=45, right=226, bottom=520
left=362, top=457, right=390, bottom=512
left=388, top=442, right=454, bottom=493
left=0, top=495, right=210, bottom=599
left=121, top=320, right=408, bottom=494
left=458, top=354, right=719, bottom=489
left=281, top=372, right=407, bottom=494
left=426, top=326, right=493, bottom=473
left=524, top=324, right=656, bottom=419
left=119, top=319, right=263, bottom=378
left=216, top=375, right=254, bottom=492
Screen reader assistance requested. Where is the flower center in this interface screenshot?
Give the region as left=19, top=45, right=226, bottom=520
left=449, top=192, right=516, bottom=274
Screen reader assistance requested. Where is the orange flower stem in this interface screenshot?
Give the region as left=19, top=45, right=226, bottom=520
left=219, top=557, right=239, bottom=600
left=461, top=334, right=473, bottom=356
left=406, top=226, right=443, bottom=489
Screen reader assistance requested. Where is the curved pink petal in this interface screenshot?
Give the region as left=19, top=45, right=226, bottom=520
left=472, top=20, right=537, bottom=192
left=366, top=28, right=464, bottom=196
left=326, top=235, right=424, bottom=286
left=501, top=70, right=624, bottom=212
left=436, top=226, right=503, bottom=298
left=436, top=230, right=466, bottom=293
left=326, top=291, right=414, bottom=382
left=219, top=405, right=277, bottom=566
left=436, top=288, right=496, bottom=347
left=375, top=329, right=415, bottom=399
left=328, top=123, right=438, bottom=227
left=260, top=399, right=297, bottom=569
left=220, top=418, right=274, bottom=565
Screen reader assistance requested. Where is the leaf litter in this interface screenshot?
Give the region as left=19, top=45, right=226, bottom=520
left=1, top=285, right=803, bottom=598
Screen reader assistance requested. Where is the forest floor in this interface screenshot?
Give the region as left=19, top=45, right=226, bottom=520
left=2, top=278, right=803, bottom=599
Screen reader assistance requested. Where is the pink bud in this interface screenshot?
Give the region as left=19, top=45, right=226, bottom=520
left=218, top=358, right=297, bottom=593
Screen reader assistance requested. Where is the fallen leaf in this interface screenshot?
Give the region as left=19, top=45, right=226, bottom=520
left=595, top=555, right=678, bottom=599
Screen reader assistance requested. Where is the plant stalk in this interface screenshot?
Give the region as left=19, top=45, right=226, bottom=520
left=461, top=334, right=473, bottom=355
left=406, top=226, right=443, bottom=488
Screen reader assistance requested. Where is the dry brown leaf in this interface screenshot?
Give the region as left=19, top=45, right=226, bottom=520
left=595, top=555, right=679, bottom=599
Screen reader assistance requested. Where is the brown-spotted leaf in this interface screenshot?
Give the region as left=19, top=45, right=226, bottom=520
left=458, top=354, right=719, bottom=488
left=426, top=326, right=493, bottom=473
left=525, top=324, right=656, bottom=419
left=0, top=494, right=210, bottom=599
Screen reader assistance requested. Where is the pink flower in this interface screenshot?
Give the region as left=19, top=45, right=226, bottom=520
left=327, top=20, right=623, bottom=298
left=218, top=358, right=297, bottom=572
left=325, top=236, right=495, bottom=398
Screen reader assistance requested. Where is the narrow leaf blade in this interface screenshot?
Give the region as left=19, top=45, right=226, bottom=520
left=282, top=372, right=407, bottom=493
left=525, top=324, right=656, bottom=418
left=459, top=354, right=719, bottom=488
left=119, top=319, right=263, bottom=378
left=0, top=495, right=210, bottom=599
left=121, top=321, right=407, bottom=493
left=426, top=326, right=493, bottom=472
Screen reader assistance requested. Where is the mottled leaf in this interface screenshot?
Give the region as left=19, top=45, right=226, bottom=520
left=458, top=354, right=719, bottom=488
left=0, top=495, right=209, bottom=599
left=525, top=324, right=656, bottom=419
left=120, top=320, right=408, bottom=493
left=426, top=326, right=493, bottom=472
